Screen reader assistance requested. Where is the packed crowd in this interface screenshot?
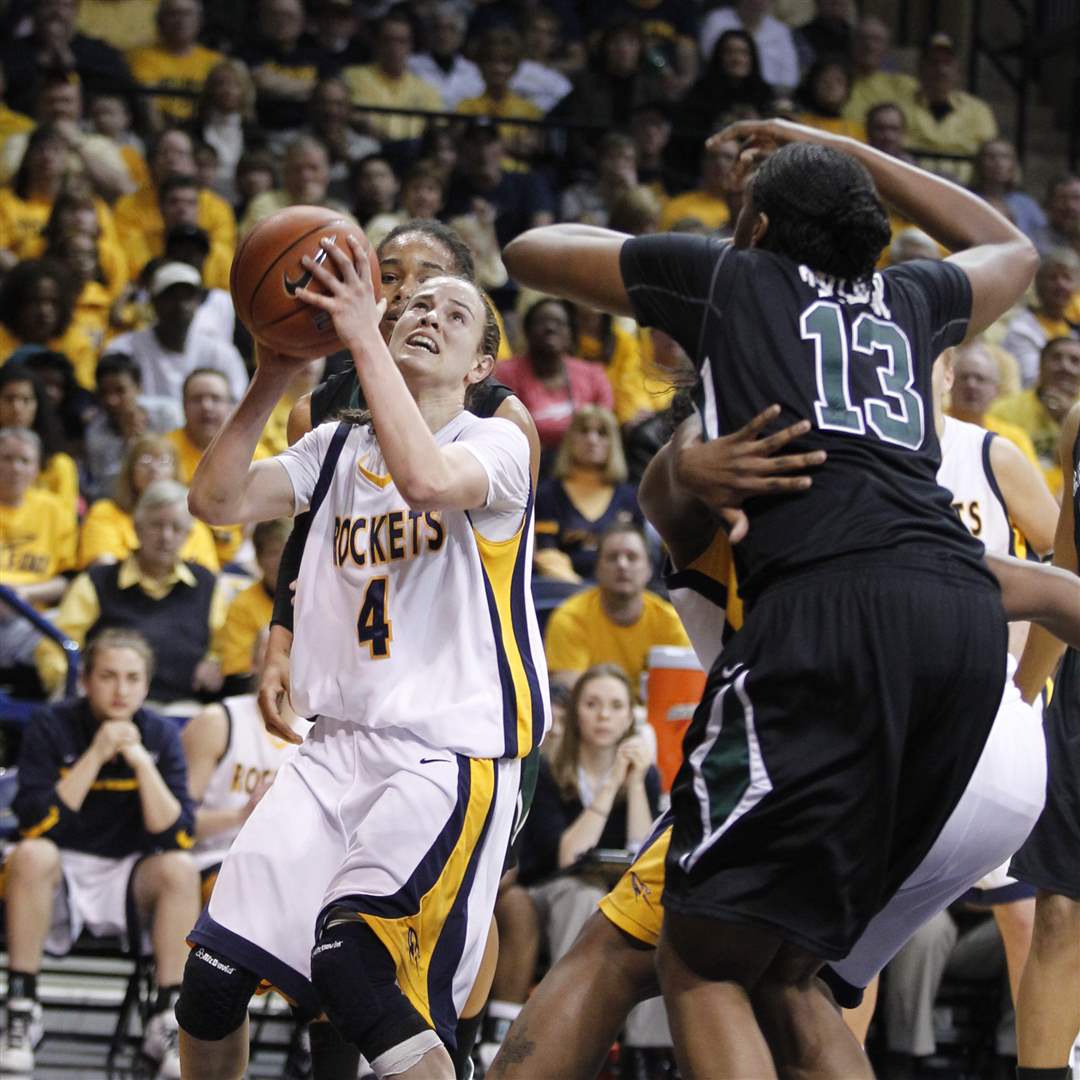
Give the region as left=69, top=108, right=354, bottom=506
left=0, top=0, right=1078, bottom=1077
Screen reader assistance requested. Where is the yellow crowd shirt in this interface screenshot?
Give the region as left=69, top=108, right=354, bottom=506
left=579, top=324, right=673, bottom=424
left=0, top=105, right=33, bottom=139
left=78, top=498, right=220, bottom=572
left=901, top=90, right=998, bottom=183
left=77, top=0, right=158, bottom=50
left=36, top=555, right=228, bottom=693
left=843, top=70, right=918, bottom=124
left=988, top=388, right=1066, bottom=496
left=34, top=453, right=80, bottom=523
left=0, top=322, right=100, bottom=391
left=343, top=66, right=444, bottom=141
left=127, top=45, right=226, bottom=122
left=658, top=189, right=730, bottom=232
left=216, top=579, right=273, bottom=677
left=544, top=586, right=690, bottom=697
left=0, top=488, right=76, bottom=588
left=795, top=113, right=865, bottom=141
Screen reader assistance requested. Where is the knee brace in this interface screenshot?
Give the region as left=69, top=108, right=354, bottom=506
left=310, top=913, right=431, bottom=1064
left=175, top=945, right=261, bottom=1041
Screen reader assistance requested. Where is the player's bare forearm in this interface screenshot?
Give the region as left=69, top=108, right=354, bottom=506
left=189, top=356, right=295, bottom=525
left=502, top=225, right=636, bottom=317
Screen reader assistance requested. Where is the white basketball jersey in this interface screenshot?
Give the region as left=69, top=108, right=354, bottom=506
left=192, top=695, right=309, bottom=871
left=277, top=412, right=551, bottom=759
left=937, top=416, right=1013, bottom=558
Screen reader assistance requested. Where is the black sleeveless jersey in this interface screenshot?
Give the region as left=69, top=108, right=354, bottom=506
left=620, top=234, right=991, bottom=602
left=1070, top=418, right=1080, bottom=557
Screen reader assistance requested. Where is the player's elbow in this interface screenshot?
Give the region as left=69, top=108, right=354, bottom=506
left=1010, top=236, right=1039, bottom=291
left=187, top=486, right=233, bottom=526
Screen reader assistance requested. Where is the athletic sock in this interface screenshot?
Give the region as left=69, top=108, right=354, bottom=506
left=310, top=1019, right=361, bottom=1080
left=480, top=1000, right=521, bottom=1045
left=1017, top=1068, right=1071, bottom=1080
left=152, top=984, right=181, bottom=1017
left=452, top=1012, right=484, bottom=1079
left=6, top=972, right=37, bottom=1003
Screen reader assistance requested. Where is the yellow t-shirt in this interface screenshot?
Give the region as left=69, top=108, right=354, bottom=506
left=216, top=579, right=273, bottom=676
left=0, top=488, right=76, bottom=588
left=34, top=453, right=79, bottom=522
left=843, top=70, right=918, bottom=124
left=0, top=105, right=33, bottom=139
left=127, top=44, right=226, bottom=122
left=456, top=92, right=543, bottom=159
left=0, top=322, right=100, bottom=391
left=579, top=324, right=673, bottom=424
left=988, top=388, right=1065, bottom=496
left=114, top=185, right=236, bottom=279
left=795, top=113, right=865, bottom=141
left=343, top=66, right=444, bottom=141
left=658, top=189, right=730, bottom=232
left=901, top=90, right=998, bottom=184
left=544, top=586, right=690, bottom=696
left=78, top=498, right=220, bottom=572
left=77, top=0, right=158, bottom=50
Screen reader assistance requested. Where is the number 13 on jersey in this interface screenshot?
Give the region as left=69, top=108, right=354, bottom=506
left=800, top=301, right=925, bottom=450
left=357, top=576, right=393, bottom=659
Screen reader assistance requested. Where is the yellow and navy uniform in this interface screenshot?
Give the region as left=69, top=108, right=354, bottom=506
left=216, top=579, right=273, bottom=678
left=78, top=497, right=220, bottom=572
left=14, top=698, right=195, bottom=856
left=127, top=44, right=225, bottom=122
left=0, top=487, right=76, bottom=590
left=600, top=530, right=740, bottom=946
left=35, top=555, right=228, bottom=697
left=544, top=585, right=690, bottom=698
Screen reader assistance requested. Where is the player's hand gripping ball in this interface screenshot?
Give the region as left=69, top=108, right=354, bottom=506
left=230, top=205, right=381, bottom=360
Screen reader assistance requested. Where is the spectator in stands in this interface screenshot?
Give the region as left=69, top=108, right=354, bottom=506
left=629, top=102, right=691, bottom=202
left=349, top=151, right=400, bottom=230
left=442, top=123, right=556, bottom=251
left=989, top=337, right=1080, bottom=496
left=182, top=626, right=308, bottom=903
left=794, top=56, right=865, bottom=140
left=559, top=132, right=637, bottom=228
left=308, top=0, right=367, bottom=68
left=22, top=347, right=96, bottom=450
left=37, top=187, right=128, bottom=298
left=215, top=517, right=289, bottom=693
left=239, top=134, right=351, bottom=234
left=970, top=138, right=1047, bottom=242
left=127, top=0, right=224, bottom=128
left=497, top=298, right=613, bottom=458
left=237, top=0, right=336, bottom=134
left=1034, top=173, right=1080, bottom=258
left=299, top=77, right=379, bottom=202
left=458, top=30, right=544, bottom=162
left=113, top=126, right=237, bottom=281
left=865, top=101, right=912, bottom=162
left=232, top=146, right=276, bottom=221
left=37, top=479, right=227, bottom=702
left=0, top=259, right=97, bottom=394
left=1003, top=248, right=1080, bottom=386
left=534, top=406, right=643, bottom=583
left=89, top=92, right=149, bottom=189
left=1, top=628, right=199, bottom=1078
left=154, top=172, right=233, bottom=293
left=107, top=261, right=247, bottom=403
left=947, top=341, right=1042, bottom=469
left=844, top=15, right=916, bottom=124
left=684, top=29, right=775, bottom=133
left=343, top=10, right=444, bottom=144
left=190, top=59, right=261, bottom=204
left=544, top=522, right=689, bottom=693
left=80, top=431, right=218, bottom=570
left=889, top=226, right=941, bottom=265
left=482, top=664, right=659, bottom=1069
left=550, top=19, right=672, bottom=169
left=164, top=224, right=235, bottom=344
left=365, top=161, right=445, bottom=248
left=0, top=124, right=120, bottom=270
left=81, top=353, right=180, bottom=503
left=795, top=0, right=853, bottom=68
left=408, top=3, right=485, bottom=109
left=0, top=428, right=75, bottom=681
left=0, top=60, right=33, bottom=139
left=45, top=228, right=113, bottom=365
left=0, top=0, right=133, bottom=118
left=699, top=0, right=800, bottom=93
left=901, top=32, right=998, bottom=184
left=512, top=6, right=573, bottom=113
left=659, top=138, right=739, bottom=232
left=0, top=72, right=135, bottom=200
left=0, top=363, right=78, bottom=518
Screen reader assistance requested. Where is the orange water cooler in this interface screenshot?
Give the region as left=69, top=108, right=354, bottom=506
left=643, top=646, right=706, bottom=792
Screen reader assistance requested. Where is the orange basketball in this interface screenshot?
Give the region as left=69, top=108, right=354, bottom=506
left=230, top=205, right=381, bottom=360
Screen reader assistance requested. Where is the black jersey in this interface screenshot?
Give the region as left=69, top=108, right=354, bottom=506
left=310, top=368, right=517, bottom=426
left=1071, top=421, right=1080, bottom=556
left=620, top=234, right=990, bottom=602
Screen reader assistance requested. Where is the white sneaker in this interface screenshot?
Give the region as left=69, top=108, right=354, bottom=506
left=0, top=999, right=43, bottom=1075
left=142, top=1008, right=181, bottom=1080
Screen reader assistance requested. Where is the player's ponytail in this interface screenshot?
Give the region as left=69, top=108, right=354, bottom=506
left=750, top=143, right=892, bottom=284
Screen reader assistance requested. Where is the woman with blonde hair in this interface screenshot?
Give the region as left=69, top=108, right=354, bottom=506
left=191, top=59, right=261, bottom=203
left=535, top=405, right=643, bottom=582
left=78, top=433, right=218, bottom=570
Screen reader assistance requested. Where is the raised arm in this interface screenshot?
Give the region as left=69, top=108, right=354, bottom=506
left=715, top=119, right=1038, bottom=339
left=187, top=350, right=299, bottom=526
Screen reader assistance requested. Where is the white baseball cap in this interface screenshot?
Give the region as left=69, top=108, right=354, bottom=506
left=150, top=261, right=202, bottom=297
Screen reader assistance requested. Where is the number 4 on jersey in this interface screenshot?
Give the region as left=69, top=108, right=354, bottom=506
left=800, top=301, right=925, bottom=450
left=357, top=576, right=392, bottom=659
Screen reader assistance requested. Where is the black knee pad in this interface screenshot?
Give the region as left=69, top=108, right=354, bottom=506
left=310, top=914, right=430, bottom=1061
left=175, top=945, right=261, bottom=1041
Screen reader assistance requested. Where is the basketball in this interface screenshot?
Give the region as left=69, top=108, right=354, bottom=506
left=230, top=205, right=381, bottom=360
